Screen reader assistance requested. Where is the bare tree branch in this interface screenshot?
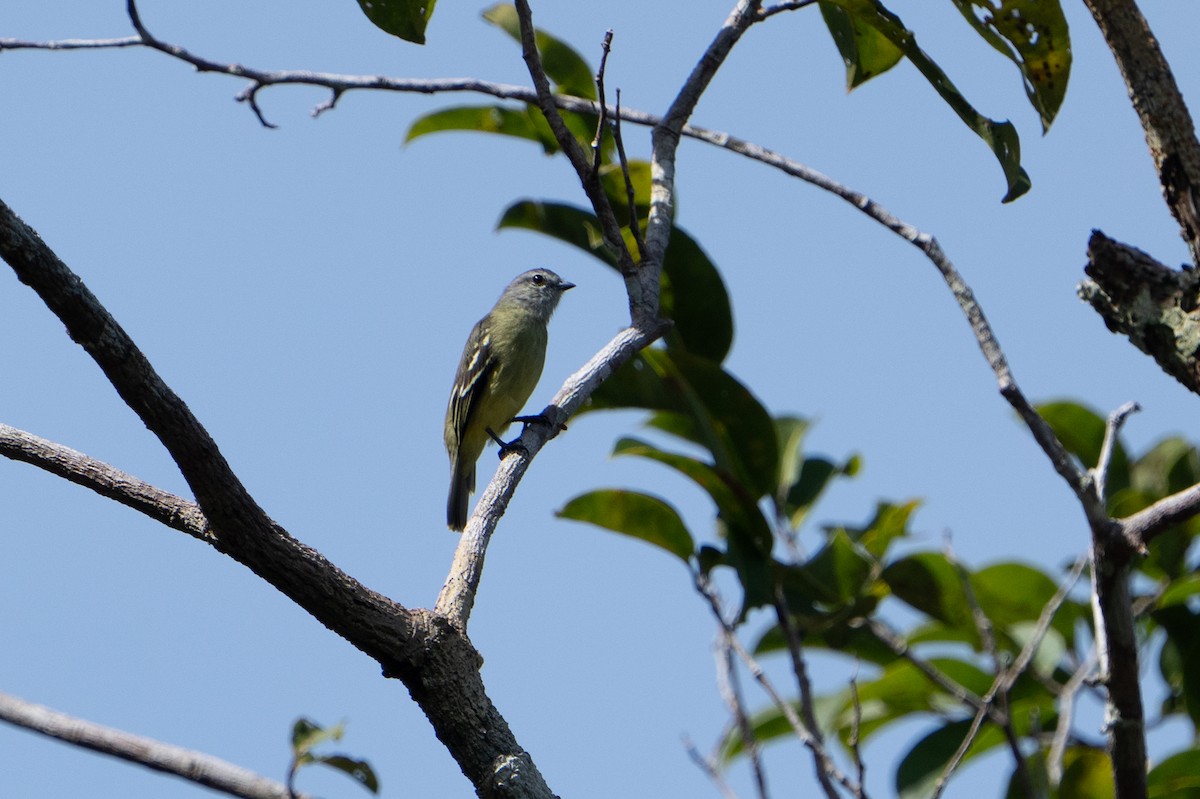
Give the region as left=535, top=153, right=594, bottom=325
left=1082, top=0, right=1200, bottom=265
left=716, top=631, right=771, bottom=799
left=0, top=423, right=209, bottom=539
left=1093, top=401, right=1141, bottom=506
left=696, top=574, right=855, bottom=799
left=0, top=691, right=309, bottom=799
left=0, top=196, right=554, bottom=799
left=684, top=735, right=743, bottom=799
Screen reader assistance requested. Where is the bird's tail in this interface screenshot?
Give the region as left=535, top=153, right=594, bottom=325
left=447, top=458, right=475, bottom=531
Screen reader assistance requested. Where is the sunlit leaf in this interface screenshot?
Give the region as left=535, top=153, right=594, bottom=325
left=405, top=105, right=558, bottom=153
left=820, top=0, right=1031, bottom=201
left=819, top=1, right=904, bottom=88
left=849, top=658, right=991, bottom=743
left=291, top=718, right=344, bottom=755
left=356, top=0, right=437, bottom=44
left=558, top=489, right=694, bottom=562
left=1148, top=749, right=1200, bottom=798
left=973, top=562, right=1080, bottom=648
left=950, top=0, right=1072, bottom=131
left=825, top=499, right=918, bottom=561
left=1008, top=620, right=1066, bottom=678
left=1056, top=746, right=1114, bottom=799
left=481, top=3, right=597, bottom=100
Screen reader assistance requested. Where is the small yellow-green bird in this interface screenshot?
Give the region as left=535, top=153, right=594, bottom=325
left=444, top=268, right=575, bottom=531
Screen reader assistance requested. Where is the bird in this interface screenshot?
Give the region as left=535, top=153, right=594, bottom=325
left=444, top=268, right=575, bottom=531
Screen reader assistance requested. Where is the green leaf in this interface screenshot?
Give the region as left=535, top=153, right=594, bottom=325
left=883, top=552, right=972, bottom=630
left=973, top=562, right=1079, bottom=648
left=1148, top=749, right=1200, bottom=798
left=405, top=105, right=559, bottom=153
left=1008, top=620, right=1066, bottom=678
left=1153, top=605, right=1200, bottom=728
left=291, top=718, right=344, bottom=755
left=896, top=718, right=1003, bottom=799
left=481, top=4, right=597, bottom=100
left=587, top=349, right=777, bottom=499
left=558, top=489, right=694, bottom=562
left=950, top=0, right=1072, bottom=132
left=498, top=200, right=614, bottom=263
left=356, top=0, right=437, bottom=45
left=820, top=0, right=1031, bottom=202
left=312, top=755, right=380, bottom=794
left=1131, top=436, right=1200, bottom=497
left=1057, top=746, right=1115, bottom=799
left=659, top=229, right=733, bottom=362
left=1160, top=573, right=1200, bottom=608
left=599, top=161, right=653, bottom=227
left=819, top=1, right=904, bottom=88
left=775, top=415, right=862, bottom=529
left=826, top=499, right=917, bottom=561
left=613, top=437, right=774, bottom=559
left=717, top=691, right=846, bottom=765
left=496, top=201, right=733, bottom=361
left=800, top=529, right=874, bottom=605
left=1036, top=401, right=1130, bottom=494
left=849, top=658, right=992, bottom=743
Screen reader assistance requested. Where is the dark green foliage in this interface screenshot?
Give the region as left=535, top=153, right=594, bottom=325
left=355, top=0, right=437, bottom=45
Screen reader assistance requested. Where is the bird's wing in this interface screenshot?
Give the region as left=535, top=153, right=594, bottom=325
left=448, top=320, right=497, bottom=446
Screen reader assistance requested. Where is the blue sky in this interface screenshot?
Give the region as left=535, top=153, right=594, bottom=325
left=3, top=2, right=1199, bottom=797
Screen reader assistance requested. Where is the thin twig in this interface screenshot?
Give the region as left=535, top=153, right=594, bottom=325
left=772, top=586, right=851, bottom=797
left=511, top=0, right=633, bottom=276
left=1092, top=401, right=1141, bottom=505
left=864, top=620, right=993, bottom=718
left=590, top=30, right=614, bottom=178
left=614, top=89, right=645, bottom=261
left=0, top=692, right=309, bottom=799
left=683, top=736, right=742, bottom=799
left=759, top=0, right=820, bottom=19
left=695, top=574, right=855, bottom=799
left=1048, top=648, right=1099, bottom=786
left=848, top=664, right=867, bottom=794
left=716, top=629, right=771, bottom=799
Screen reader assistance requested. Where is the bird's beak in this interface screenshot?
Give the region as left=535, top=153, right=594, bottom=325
left=560, top=281, right=576, bottom=291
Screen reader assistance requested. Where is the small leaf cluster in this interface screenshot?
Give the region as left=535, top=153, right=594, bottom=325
left=287, top=718, right=379, bottom=796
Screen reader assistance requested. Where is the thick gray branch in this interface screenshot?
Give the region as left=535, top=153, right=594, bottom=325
left=0, top=196, right=553, bottom=799
left=1079, top=230, right=1200, bottom=396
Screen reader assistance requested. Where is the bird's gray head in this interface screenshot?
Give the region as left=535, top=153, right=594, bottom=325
left=498, top=268, right=575, bottom=322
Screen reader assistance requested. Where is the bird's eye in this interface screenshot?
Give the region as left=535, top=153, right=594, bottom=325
left=531, top=273, right=545, bottom=285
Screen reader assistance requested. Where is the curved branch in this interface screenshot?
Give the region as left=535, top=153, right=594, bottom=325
left=0, top=423, right=209, bottom=539
left=0, top=691, right=308, bottom=799
left=0, top=196, right=554, bottom=799
left=1083, top=0, right=1200, bottom=265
